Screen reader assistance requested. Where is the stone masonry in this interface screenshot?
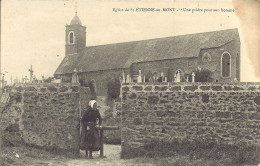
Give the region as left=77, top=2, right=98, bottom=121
left=1, top=83, right=82, bottom=156
left=121, top=82, right=260, bottom=158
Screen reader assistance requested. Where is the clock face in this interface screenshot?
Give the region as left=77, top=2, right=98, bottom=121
left=202, top=52, right=211, bottom=62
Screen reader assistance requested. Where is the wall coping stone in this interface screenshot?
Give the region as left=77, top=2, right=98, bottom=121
left=122, top=82, right=260, bottom=92
left=14, top=83, right=80, bottom=87
left=122, top=82, right=260, bottom=86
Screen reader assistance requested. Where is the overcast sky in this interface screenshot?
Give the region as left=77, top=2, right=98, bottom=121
left=1, top=0, right=260, bottom=82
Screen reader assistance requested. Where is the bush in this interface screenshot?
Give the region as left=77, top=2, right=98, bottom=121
left=188, top=69, right=213, bottom=82
left=43, top=77, right=54, bottom=83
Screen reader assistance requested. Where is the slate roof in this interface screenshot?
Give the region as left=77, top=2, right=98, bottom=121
left=54, top=28, right=239, bottom=75
left=70, top=14, right=82, bottom=25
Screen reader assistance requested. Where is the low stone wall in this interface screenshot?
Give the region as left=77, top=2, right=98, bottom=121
left=121, top=82, right=260, bottom=158
left=1, top=83, right=81, bottom=156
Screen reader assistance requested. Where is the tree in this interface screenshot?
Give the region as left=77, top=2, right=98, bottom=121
left=88, top=80, right=97, bottom=100
left=43, top=77, right=54, bottom=83
left=107, top=77, right=121, bottom=100
left=79, top=79, right=97, bottom=100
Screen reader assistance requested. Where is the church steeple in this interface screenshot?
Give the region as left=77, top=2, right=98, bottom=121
left=70, top=13, right=82, bottom=25
left=70, top=4, right=82, bottom=26
left=65, top=9, right=86, bottom=56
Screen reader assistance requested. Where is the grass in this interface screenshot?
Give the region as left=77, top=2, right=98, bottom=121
left=0, top=145, right=70, bottom=166
left=122, top=138, right=260, bottom=166
left=134, top=155, right=232, bottom=166
left=1, top=132, right=259, bottom=166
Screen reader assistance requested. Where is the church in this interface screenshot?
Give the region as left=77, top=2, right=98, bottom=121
left=54, top=13, right=240, bottom=95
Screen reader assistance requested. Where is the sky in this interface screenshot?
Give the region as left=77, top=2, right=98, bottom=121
left=1, top=0, right=260, bottom=83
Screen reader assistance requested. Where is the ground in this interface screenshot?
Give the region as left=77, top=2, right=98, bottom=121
left=1, top=144, right=154, bottom=166
left=2, top=144, right=255, bottom=166
left=67, top=145, right=153, bottom=166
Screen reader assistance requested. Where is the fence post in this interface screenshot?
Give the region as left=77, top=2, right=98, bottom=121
left=100, top=129, right=104, bottom=157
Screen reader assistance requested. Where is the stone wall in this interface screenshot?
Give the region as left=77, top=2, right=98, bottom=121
left=121, top=82, right=260, bottom=158
left=1, top=83, right=82, bottom=156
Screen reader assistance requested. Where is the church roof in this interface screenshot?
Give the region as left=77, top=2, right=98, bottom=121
left=54, top=28, right=239, bottom=75
left=70, top=14, right=82, bottom=25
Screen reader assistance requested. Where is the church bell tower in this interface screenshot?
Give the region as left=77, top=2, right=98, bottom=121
left=65, top=12, right=86, bottom=55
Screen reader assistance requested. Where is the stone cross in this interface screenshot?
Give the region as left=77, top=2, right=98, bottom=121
left=126, top=74, right=130, bottom=83
left=161, top=72, right=164, bottom=77
left=186, top=76, right=189, bottom=82
left=137, top=70, right=142, bottom=83
left=72, top=68, right=79, bottom=83
left=161, top=72, right=165, bottom=82
left=192, top=72, right=195, bottom=82
left=23, top=76, right=29, bottom=83
left=122, top=71, right=125, bottom=83
left=173, top=74, right=177, bottom=82
left=10, top=75, right=13, bottom=85
left=176, top=71, right=181, bottom=82
left=28, top=65, right=34, bottom=83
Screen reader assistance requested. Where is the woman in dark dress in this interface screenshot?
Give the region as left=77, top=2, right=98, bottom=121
left=81, top=100, right=101, bottom=158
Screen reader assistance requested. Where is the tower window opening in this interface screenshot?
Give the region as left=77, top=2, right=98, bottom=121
left=69, top=31, right=74, bottom=44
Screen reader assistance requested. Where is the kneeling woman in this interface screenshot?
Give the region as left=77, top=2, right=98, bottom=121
left=81, top=100, right=101, bottom=158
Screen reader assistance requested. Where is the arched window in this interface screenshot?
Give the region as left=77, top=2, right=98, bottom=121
left=69, top=31, right=74, bottom=44
left=152, top=71, right=159, bottom=82
left=175, top=69, right=183, bottom=82
left=221, top=52, right=231, bottom=77
left=144, top=71, right=152, bottom=82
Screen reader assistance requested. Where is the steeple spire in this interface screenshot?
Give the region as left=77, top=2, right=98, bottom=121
left=70, top=1, right=82, bottom=26
left=75, top=1, right=78, bottom=15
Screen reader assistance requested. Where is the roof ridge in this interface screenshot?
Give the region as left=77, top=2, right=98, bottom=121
left=85, top=28, right=238, bottom=48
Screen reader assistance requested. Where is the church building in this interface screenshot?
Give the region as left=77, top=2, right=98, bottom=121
left=54, top=13, right=240, bottom=95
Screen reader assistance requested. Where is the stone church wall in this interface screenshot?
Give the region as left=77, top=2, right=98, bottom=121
left=131, top=58, right=197, bottom=82
left=1, top=83, right=82, bottom=156
left=79, top=68, right=129, bottom=96
left=121, top=82, right=260, bottom=158
left=198, top=39, right=240, bottom=82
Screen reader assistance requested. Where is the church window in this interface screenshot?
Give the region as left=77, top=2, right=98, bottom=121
left=221, top=52, right=231, bottom=77
left=69, top=31, right=74, bottom=44
left=152, top=71, right=159, bottom=82
left=202, top=52, right=211, bottom=62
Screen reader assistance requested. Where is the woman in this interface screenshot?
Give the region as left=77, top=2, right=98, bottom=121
left=81, top=100, right=102, bottom=158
